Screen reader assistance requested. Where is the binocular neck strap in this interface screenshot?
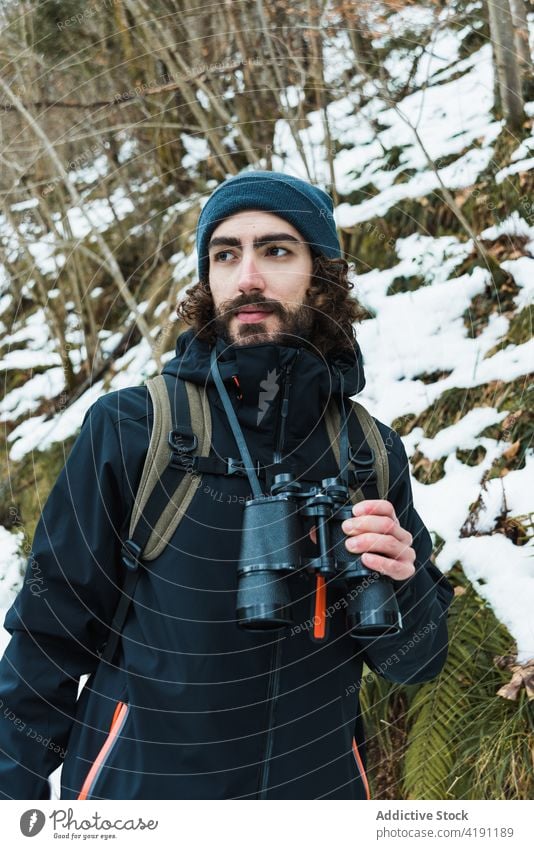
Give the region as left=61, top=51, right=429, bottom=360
left=336, top=367, right=350, bottom=488
left=210, top=347, right=264, bottom=498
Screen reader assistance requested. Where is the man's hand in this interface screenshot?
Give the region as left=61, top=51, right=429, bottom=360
left=341, top=499, right=416, bottom=582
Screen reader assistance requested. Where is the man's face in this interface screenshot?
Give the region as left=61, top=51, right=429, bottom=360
left=207, top=210, right=315, bottom=346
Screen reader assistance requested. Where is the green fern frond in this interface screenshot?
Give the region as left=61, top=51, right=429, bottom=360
left=402, top=573, right=515, bottom=799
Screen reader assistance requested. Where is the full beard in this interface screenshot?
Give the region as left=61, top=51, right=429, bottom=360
left=213, top=296, right=316, bottom=348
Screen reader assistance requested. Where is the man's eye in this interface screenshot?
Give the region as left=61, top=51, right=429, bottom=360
left=213, top=245, right=290, bottom=262
left=266, top=245, right=290, bottom=256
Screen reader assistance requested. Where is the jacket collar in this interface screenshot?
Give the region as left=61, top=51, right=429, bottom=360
left=162, top=329, right=366, bottom=442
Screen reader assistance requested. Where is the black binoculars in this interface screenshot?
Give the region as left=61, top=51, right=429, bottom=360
left=236, top=473, right=402, bottom=638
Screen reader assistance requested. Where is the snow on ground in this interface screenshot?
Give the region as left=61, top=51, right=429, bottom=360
left=1, top=307, right=51, bottom=350
left=170, top=248, right=198, bottom=284
left=439, top=535, right=534, bottom=663
left=409, top=439, right=534, bottom=661
left=0, top=349, right=62, bottom=370
left=374, top=43, right=498, bottom=170
left=2, top=333, right=160, bottom=459
left=371, top=2, right=438, bottom=43
left=480, top=211, right=533, bottom=240
left=0, top=291, right=11, bottom=314
left=6, top=380, right=105, bottom=462
left=348, top=230, right=533, bottom=657
left=499, top=256, right=534, bottom=310
left=0, top=368, right=65, bottom=422
left=274, top=36, right=502, bottom=221
left=509, top=135, right=534, bottom=163
left=496, top=157, right=534, bottom=184
left=0, top=308, right=63, bottom=372
left=67, top=153, right=108, bottom=185
left=27, top=235, right=66, bottom=277
left=58, top=187, right=135, bottom=242
left=0, top=183, right=135, bottom=277
left=108, top=337, right=158, bottom=390
left=410, top=408, right=509, bottom=461
left=321, top=28, right=356, bottom=87
left=336, top=144, right=498, bottom=225
left=353, top=261, right=520, bottom=421
left=475, top=455, right=534, bottom=533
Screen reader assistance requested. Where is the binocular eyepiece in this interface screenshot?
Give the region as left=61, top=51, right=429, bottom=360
left=236, top=473, right=402, bottom=638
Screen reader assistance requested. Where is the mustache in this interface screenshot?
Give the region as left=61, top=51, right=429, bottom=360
left=216, top=294, right=288, bottom=319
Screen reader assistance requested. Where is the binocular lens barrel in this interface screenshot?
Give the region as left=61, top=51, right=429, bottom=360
left=330, top=506, right=402, bottom=637
left=236, top=495, right=302, bottom=630
left=236, top=570, right=293, bottom=630
left=345, top=577, right=402, bottom=636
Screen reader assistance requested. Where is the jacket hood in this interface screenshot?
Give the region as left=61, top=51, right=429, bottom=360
left=162, top=329, right=365, bottom=448
left=163, top=328, right=366, bottom=398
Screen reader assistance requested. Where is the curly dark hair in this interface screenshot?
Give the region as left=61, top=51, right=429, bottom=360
left=176, top=254, right=368, bottom=358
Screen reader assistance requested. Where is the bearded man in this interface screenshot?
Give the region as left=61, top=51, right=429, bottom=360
left=0, top=171, right=453, bottom=800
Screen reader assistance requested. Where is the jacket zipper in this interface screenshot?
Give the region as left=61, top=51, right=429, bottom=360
left=77, top=701, right=130, bottom=800
left=273, top=351, right=299, bottom=464
left=258, top=355, right=296, bottom=797
left=257, top=638, right=283, bottom=798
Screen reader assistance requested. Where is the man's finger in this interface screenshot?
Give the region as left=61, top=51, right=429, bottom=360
left=345, top=532, right=415, bottom=562
left=342, top=515, right=412, bottom=545
left=352, top=499, right=398, bottom=520
left=361, top=552, right=416, bottom=581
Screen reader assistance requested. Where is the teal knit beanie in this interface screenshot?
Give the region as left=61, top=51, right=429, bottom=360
left=196, top=170, right=341, bottom=282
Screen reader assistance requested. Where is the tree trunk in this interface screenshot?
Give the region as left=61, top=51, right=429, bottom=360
left=509, top=0, right=533, bottom=74
left=487, top=0, right=525, bottom=128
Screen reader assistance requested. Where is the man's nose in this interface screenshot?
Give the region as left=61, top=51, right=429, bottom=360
left=237, top=249, right=265, bottom=294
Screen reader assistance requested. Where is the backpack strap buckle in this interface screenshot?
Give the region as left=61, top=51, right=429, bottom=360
left=349, top=444, right=377, bottom=487
left=168, top=427, right=198, bottom=453
left=168, top=427, right=198, bottom=469
left=121, top=539, right=143, bottom=571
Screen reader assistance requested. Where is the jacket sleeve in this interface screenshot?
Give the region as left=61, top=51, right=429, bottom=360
left=352, top=426, right=454, bottom=685
left=0, top=397, right=126, bottom=799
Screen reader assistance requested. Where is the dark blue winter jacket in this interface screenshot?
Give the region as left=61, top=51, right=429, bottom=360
left=0, top=330, right=454, bottom=799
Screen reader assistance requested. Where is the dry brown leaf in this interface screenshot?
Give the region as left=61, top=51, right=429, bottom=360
left=496, top=659, right=534, bottom=701
left=503, top=440, right=521, bottom=460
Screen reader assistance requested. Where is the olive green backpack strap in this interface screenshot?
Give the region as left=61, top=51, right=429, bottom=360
left=100, top=375, right=211, bottom=665
left=324, top=398, right=389, bottom=504
left=129, top=374, right=212, bottom=561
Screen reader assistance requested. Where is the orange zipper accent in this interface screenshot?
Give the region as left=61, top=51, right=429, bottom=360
left=232, top=375, right=242, bottom=400
left=352, top=736, right=371, bottom=800
left=313, top=575, right=327, bottom=639
left=77, top=701, right=129, bottom=800
left=110, top=700, right=124, bottom=730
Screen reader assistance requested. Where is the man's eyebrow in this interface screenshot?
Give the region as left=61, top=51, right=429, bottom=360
left=208, top=232, right=303, bottom=251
